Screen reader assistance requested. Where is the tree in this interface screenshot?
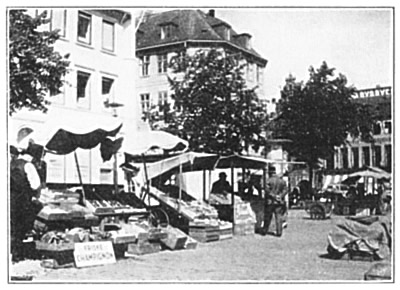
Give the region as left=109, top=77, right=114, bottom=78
left=166, top=49, right=267, bottom=155
left=274, top=62, right=376, bottom=185
left=9, top=9, right=70, bottom=115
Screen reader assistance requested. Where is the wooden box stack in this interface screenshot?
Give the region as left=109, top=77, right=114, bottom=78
left=218, top=221, right=233, bottom=240
left=188, top=219, right=220, bottom=243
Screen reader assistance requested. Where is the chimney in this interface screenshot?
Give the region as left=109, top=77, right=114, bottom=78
left=208, top=9, right=215, bottom=17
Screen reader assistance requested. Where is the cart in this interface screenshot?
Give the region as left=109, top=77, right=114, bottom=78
left=304, top=199, right=333, bottom=220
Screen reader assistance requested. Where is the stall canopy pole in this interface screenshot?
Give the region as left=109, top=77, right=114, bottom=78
left=113, top=153, right=118, bottom=194
left=141, top=154, right=150, bottom=203
left=203, top=170, right=206, bottom=202
left=74, top=151, right=86, bottom=204
left=231, top=163, right=235, bottom=227
left=178, top=163, right=182, bottom=213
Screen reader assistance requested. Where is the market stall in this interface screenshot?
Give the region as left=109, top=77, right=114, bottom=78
left=15, top=110, right=158, bottom=266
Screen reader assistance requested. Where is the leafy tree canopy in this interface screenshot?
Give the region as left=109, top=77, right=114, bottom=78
left=274, top=62, right=376, bottom=176
left=164, top=49, right=267, bottom=155
left=9, top=9, right=70, bottom=115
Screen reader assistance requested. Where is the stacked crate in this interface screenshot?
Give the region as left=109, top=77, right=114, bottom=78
left=233, top=202, right=256, bottom=236
left=188, top=219, right=220, bottom=243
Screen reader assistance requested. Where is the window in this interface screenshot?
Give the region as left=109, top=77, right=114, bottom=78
left=384, top=144, right=392, bottom=168
left=374, top=146, right=382, bottom=167
left=102, top=20, right=114, bottom=52
left=362, top=146, right=370, bottom=166
left=373, top=122, right=382, bottom=135
left=383, top=121, right=391, bottom=134
left=51, top=9, right=67, bottom=37
left=161, top=24, right=174, bottom=40
left=102, top=77, right=114, bottom=106
left=352, top=147, right=359, bottom=169
left=77, top=71, right=91, bottom=107
left=256, top=66, right=263, bottom=85
left=158, top=91, right=168, bottom=111
left=157, top=54, right=168, bottom=74
left=225, top=28, right=231, bottom=40
left=77, top=12, right=91, bottom=44
left=140, top=55, right=150, bottom=76
left=140, top=93, right=150, bottom=115
left=247, top=63, right=254, bottom=82
left=341, top=148, right=348, bottom=169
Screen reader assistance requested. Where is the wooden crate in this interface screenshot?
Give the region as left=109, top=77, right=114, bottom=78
left=160, top=226, right=188, bottom=250
left=127, top=242, right=161, bottom=255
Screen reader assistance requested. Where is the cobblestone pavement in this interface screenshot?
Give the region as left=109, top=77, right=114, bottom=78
left=10, top=210, right=388, bottom=283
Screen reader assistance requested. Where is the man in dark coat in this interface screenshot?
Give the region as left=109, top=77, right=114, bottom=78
left=10, top=145, right=41, bottom=261
left=262, top=166, right=288, bottom=237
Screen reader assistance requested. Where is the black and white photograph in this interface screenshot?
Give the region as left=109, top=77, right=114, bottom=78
left=4, top=1, right=395, bottom=284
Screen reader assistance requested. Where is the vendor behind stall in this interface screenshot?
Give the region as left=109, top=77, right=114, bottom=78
left=211, top=172, right=232, bottom=195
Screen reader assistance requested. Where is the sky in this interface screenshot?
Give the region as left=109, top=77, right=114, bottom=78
left=214, top=8, right=393, bottom=99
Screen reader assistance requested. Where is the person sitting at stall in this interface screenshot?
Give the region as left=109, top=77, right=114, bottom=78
left=211, top=172, right=232, bottom=195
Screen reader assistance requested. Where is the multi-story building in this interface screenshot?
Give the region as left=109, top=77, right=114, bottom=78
left=333, top=86, right=392, bottom=172
left=9, top=9, right=143, bottom=186
left=135, top=9, right=268, bottom=121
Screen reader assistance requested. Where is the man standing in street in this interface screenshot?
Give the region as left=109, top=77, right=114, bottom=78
left=10, top=144, right=42, bottom=261
left=262, top=166, right=288, bottom=237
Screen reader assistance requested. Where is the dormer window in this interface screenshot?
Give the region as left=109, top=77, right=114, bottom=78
left=212, top=23, right=231, bottom=41
left=160, top=22, right=177, bottom=40
left=234, top=33, right=252, bottom=50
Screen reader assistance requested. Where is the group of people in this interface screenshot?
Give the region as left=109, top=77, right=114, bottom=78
left=10, top=143, right=45, bottom=261
left=211, top=166, right=288, bottom=237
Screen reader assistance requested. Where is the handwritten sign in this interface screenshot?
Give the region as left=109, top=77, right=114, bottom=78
left=74, top=241, right=116, bottom=268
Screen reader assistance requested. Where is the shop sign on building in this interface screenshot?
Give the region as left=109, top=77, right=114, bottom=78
left=74, top=241, right=116, bottom=268
left=354, top=87, right=391, bottom=99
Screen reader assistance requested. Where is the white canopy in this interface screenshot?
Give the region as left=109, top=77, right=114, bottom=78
left=122, top=130, right=189, bottom=156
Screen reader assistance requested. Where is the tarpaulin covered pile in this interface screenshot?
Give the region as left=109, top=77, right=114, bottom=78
left=327, top=215, right=391, bottom=260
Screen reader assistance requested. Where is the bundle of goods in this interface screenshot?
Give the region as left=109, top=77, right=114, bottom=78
left=233, top=201, right=257, bottom=236
left=188, top=218, right=220, bottom=243
left=327, top=215, right=391, bottom=261
left=36, top=231, right=76, bottom=268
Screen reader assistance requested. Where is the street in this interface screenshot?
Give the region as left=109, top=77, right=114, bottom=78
left=11, top=210, right=385, bottom=282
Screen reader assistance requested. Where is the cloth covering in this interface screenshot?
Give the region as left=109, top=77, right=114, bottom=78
left=327, top=215, right=391, bottom=260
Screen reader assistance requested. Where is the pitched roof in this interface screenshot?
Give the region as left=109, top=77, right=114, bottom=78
left=136, top=9, right=267, bottom=65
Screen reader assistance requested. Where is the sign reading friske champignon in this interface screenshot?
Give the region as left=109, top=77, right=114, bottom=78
left=74, top=241, right=116, bottom=268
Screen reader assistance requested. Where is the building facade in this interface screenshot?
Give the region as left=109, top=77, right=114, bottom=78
left=9, top=9, right=143, bottom=186
left=333, top=86, right=392, bottom=172
left=135, top=9, right=268, bottom=122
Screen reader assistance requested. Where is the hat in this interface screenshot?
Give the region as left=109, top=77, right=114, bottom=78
left=10, top=145, right=20, bottom=156
left=219, top=172, right=227, bottom=178
left=25, top=143, right=44, bottom=160
left=120, top=162, right=140, bottom=173
left=268, top=166, right=276, bottom=174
